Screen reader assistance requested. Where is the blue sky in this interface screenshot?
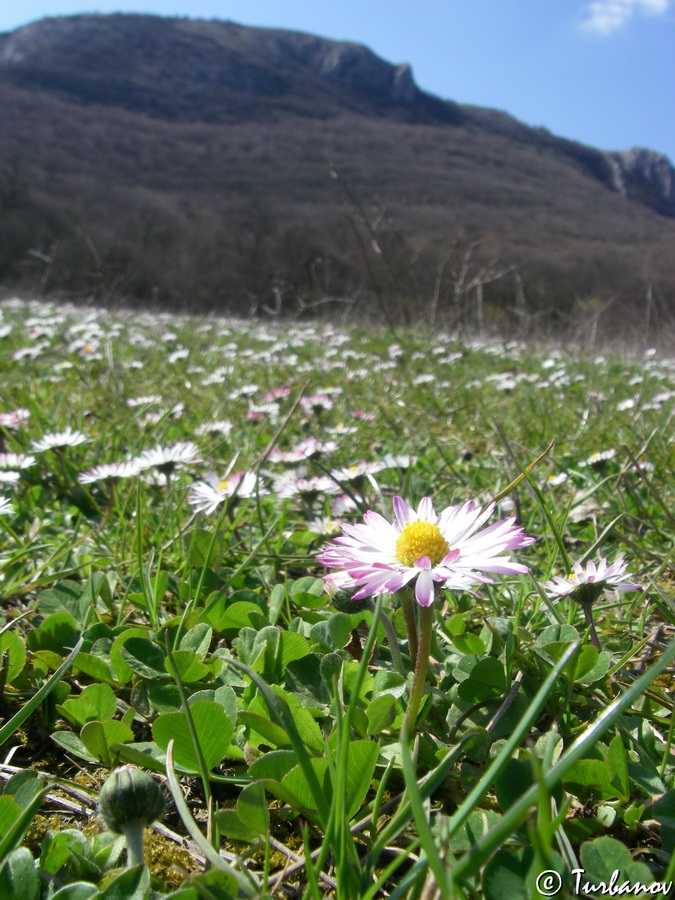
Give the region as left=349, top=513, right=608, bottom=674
left=1, top=0, right=673, bottom=163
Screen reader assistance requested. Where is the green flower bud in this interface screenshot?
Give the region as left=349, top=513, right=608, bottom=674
left=99, top=765, right=165, bottom=834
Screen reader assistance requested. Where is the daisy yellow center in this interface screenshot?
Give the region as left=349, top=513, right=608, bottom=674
left=395, top=521, right=450, bottom=567
left=218, top=479, right=231, bottom=493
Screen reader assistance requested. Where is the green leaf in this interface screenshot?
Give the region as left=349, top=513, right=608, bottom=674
left=281, top=758, right=330, bottom=816
left=168, top=869, right=238, bottom=898
left=109, top=627, right=152, bottom=684
left=50, top=884, right=100, bottom=899
left=0, top=847, right=39, bottom=900
left=341, top=660, right=373, bottom=706
left=2, top=770, right=42, bottom=808
left=344, top=739, right=379, bottom=819
left=285, top=654, right=331, bottom=708
left=72, top=651, right=117, bottom=685
left=372, top=669, right=406, bottom=698
left=58, top=682, right=118, bottom=727
left=213, top=684, right=238, bottom=727
left=310, top=613, right=352, bottom=652
left=109, top=741, right=169, bottom=773
left=290, top=577, right=324, bottom=599
left=449, top=808, right=501, bottom=853
left=214, top=809, right=259, bottom=843
left=98, top=863, right=150, bottom=899
left=0, top=786, right=49, bottom=860
left=32, top=649, right=63, bottom=672
left=279, top=630, right=312, bottom=669
left=203, top=600, right=261, bottom=635
left=535, top=624, right=580, bottom=645
left=0, top=631, right=26, bottom=684
left=652, top=791, right=675, bottom=852
left=234, top=626, right=277, bottom=671
left=494, top=758, right=533, bottom=811
left=37, top=581, right=89, bottom=624
left=628, top=761, right=666, bottom=796
left=483, top=847, right=532, bottom=900
left=0, top=796, right=22, bottom=839
left=563, top=758, right=614, bottom=801
left=152, top=700, right=234, bottom=772
left=120, top=637, right=167, bottom=681
left=606, top=734, right=629, bottom=801
left=447, top=612, right=470, bottom=637
left=40, top=829, right=88, bottom=876
left=452, top=632, right=486, bottom=655
left=238, top=710, right=292, bottom=750
left=179, top=623, right=212, bottom=659
left=186, top=526, right=224, bottom=569
left=80, top=719, right=134, bottom=765
left=366, top=694, right=397, bottom=734
left=26, top=612, right=78, bottom=654
left=163, top=649, right=210, bottom=682
left=248, top=686, right=324, bottom=754
left=268, top=583, right=286, bottom=626
left=457, top=657, right=506, bottom=703
left=51, top=731, right=99, bottom=764
left=236, top=781, right=269, bottom=835
left=164, top=741, right=259, bottom=896
left=463, top=728, right=491, bottom=764
left=148, top=684, right=181, bottom=712
left=248, top=750, right=297, bottom=782
left=236, top=626, right=310, bottom=678
left=576, top=650, right=611, bottom=684
left=579, top=836, right=654, bottom=888
left=0, top=638, right=83, bottom=749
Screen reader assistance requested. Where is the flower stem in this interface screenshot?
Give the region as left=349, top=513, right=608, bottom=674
left=580, top=600, right=603, bottom=651
left=121, top=820, right=146, bottom=869
left=404, top=603, right=435, bottom=730
left=399, top=588, right=419, bottom=669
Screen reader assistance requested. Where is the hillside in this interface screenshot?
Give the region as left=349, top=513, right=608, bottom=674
left=1, top=13, right=674, bottom=335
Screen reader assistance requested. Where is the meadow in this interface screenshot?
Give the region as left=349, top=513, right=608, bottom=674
left=0, top=296, right=673, bottom=899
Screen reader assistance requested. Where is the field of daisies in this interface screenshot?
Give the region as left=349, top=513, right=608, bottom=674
left=0, top=296, right=674, bottom=899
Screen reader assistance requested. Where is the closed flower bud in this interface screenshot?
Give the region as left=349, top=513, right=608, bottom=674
left=99, top=765, right=165, bottom=834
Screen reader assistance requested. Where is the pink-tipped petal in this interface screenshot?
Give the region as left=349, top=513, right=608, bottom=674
left=392, top=495, right=415, bottom=530
left=415, top=568, right=435, bottom=607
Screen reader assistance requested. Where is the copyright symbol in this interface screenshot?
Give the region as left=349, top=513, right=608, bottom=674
left=536, top=870, right=563, bottom=896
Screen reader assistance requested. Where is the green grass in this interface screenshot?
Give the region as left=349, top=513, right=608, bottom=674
left=0, top=297, right=673, bottom=898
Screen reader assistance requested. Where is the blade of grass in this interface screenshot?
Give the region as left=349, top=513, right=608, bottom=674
left=163, top=633, right=213, bottom=831
left=0, top=637, right=83, bottom=747
left=224, top=657, right=331, bottom=827
left=399, top=720, right=453, bottom=898
left=451, top=634, right=675, bottom=884
left=0, top=785, right=50, bottom=860
left=164, top=740, right=259, bottom=896
left=490, top=440, right=555, bottom=504
left=198, top=514, right=281, bottom=622
left=443, top=640, right=579, bottom=841
left=621, top=444, right=675, bottom=529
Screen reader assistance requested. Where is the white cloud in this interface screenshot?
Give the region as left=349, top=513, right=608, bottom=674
left=581, top=0, right=670, bottom=34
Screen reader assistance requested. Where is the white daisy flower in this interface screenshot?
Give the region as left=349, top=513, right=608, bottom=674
left=132, top=441, right=200, bottom=475
left=187, top=470, right=261, bottom=514
left=0, top=453, right=36, bottom=470
left=319, top=495, right=535, bottom=608
left=542, top=556, right=642, bottom=605
left=78, top=462, right=141, bottom=484
left=31, top=428, right=90, bottom=452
